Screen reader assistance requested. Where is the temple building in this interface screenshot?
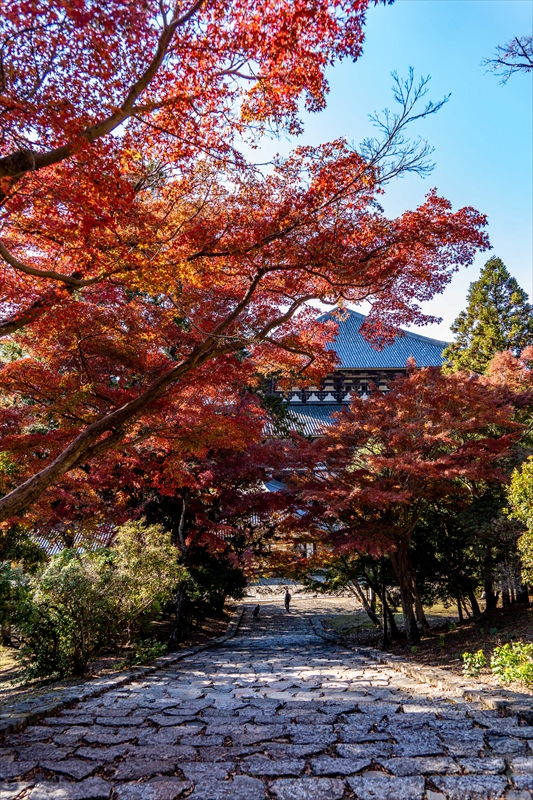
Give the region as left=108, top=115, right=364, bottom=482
left=270, top=308, right=449, bottom=436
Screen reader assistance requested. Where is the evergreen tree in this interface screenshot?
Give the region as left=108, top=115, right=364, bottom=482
left=444, top=257, right=533, bottom=373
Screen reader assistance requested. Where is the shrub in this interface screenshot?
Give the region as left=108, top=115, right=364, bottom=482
left=16, top=520, right=186, bottom=680
left=462, top=649, right=487, bottom=677
left=0, top=563, right=29, bottom=645
left=438, top=634, right=446, bottom=648
left=184, top=548, right=247, bottom=620
left=116, top=639, right=168, bottom=669
left=111, top=520, right=186, bottom=640
left=16, top=549, right=117, bottom=679
left=491, top=642, right=533, bottom=687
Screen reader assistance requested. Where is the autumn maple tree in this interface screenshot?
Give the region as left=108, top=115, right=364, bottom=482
left=287, top=362, right=526, bottom=644
left=0, top=1, right=490, bottom=527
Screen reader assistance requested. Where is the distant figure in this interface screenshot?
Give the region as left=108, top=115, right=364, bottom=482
left=284, top=588, right=292, bottom=613
left=252, top=604, right=260, bottom=619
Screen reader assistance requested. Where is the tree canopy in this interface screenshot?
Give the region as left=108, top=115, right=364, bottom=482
left=443, top=257, right=533, bottom=374
left=0, top=1, right=490, bottom=528
left=285, top=360, right=529, bottom=642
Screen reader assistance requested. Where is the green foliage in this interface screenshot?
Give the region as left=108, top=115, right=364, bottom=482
left=185, top=548, right=246, bottom=618
left=491, top=642, right=533, bottom=687
left=410, top=646, right=419, bottom=654
left=438, top=634, right=446, bottom=648
left=507, top=458, right=533, bottom=583
left=412, top=488, right=522, bottom=617
left=0, top=525, right=47, bottom=571
left=111, top=520, right=186, bottom=639
left=0, top=563, right=29, bottom=639
left=116, top=639, right=168, bottom=669
left=462, top=649, right=487, bottom=677
left=15, top=520, right=186, bottom=681
left=448, top=622, right=457, bottom=631
left=443, top=256, right=533, bottom=374
left=16, top=549, right=117, bottom=679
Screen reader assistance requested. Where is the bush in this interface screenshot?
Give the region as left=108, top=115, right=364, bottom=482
left=0, top=563, right=29, bottom=644
left=185, top=548, right=247, bottom=620
left=111, top=520, right=186, bottom=640
left=491, top=642, right=533, bottom=687
left=462, top=649, right=487, bottom=677
left=16, top=549, right=117, bottom=679
left=116, top=639, right=168, bottom=669
left=16, top=520, right=186, bottom=681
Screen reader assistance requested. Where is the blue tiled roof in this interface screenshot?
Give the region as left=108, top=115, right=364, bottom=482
left=289, top=404, right=346, bottom=436
left=318, top=309, right=448, bottom=369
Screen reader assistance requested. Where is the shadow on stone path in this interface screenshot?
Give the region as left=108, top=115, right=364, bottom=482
left=1, top=596, right=532, bottom=799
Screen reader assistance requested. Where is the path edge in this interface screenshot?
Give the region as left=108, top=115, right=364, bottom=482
left=309, top=616, right=533, bottom=721
left=0, top=605, right=246, bottom=738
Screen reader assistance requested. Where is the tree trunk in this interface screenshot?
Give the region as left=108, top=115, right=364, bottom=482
left=502, top=589, right=511, bottom=607
left=410, top=572, right=430, bottom=633
left=461, top=597, right=472, bottom=619
left=467, top=589, right=481, bottom=618
left=169, top=584, right=187, bottom=651
left=369, top=587, right=376, bottom=614
left=484, top=547, right=497, bottom=611
left=405, top=554, right=429, bottom=633
left=456, top=597, right=464, bottom=623
left=381, top=559, right=388, bottom=648
left=168, top=493, right=190, bottom=652
left=389, top=548, right=420, bottom=646
left=385, top=598, right=400, bottom=637
left=349, top=579, right=381, bottom=627
left=361, top=570, right=400, bottom=637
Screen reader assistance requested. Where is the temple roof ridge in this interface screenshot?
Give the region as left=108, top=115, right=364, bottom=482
left=316, top=307, right=449, bottom=369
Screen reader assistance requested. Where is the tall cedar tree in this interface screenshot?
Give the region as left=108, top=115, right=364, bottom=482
left=443, top=257, right=533, bottom=374
left=287, top=362, right=527, bottom=644
left=0, top=2, right=490, bottom=526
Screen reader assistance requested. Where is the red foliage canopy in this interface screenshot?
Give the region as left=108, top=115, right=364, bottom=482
left=0, top=1, right=490, bottom=525
left=289, top=365, right=526, bottom=556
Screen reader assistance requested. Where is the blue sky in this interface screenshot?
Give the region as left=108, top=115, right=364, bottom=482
left=258, top=0, right=533, bottom=341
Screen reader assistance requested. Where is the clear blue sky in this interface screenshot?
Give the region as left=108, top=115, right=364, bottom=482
left=258, top=0, right=533, bottom=341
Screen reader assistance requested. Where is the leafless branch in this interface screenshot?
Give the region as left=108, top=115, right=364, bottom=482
left=483, top=35, right=533, bottom=83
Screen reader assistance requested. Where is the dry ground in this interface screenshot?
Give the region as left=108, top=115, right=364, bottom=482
left=327, top=602, right=533, bottom=694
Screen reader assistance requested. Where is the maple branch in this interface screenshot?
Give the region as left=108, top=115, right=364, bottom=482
left=0, top=288, right=68, bottom=338
left=0, top=338, right=225, bottom=522
left=0, top=0, right=205, bottom=202
left=263, top=335, right=317, bottom=374
left=0, top=241, right=104, bottom=287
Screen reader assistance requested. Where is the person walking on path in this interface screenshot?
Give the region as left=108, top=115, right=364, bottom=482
left=284, top=588, right=291, bottom=613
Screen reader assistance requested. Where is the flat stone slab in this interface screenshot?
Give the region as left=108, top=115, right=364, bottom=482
left=347, top=774, right=425, bottom=800
left=431, top=775, right=509, bottom=799
left=270, top=778, right=346, bottom=800
left=114, top=778, right=192, bottom=799
left=29, top=778, right=112, bottom=799
left=189, top=776, right=266, bottom=799
left=0, top=784, right=33, bottom=800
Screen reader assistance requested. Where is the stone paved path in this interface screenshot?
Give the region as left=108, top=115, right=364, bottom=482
left=1, top=598, right=533, bottom=799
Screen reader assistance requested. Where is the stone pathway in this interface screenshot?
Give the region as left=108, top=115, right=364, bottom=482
left=1, top=598, right=533, bottom=799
